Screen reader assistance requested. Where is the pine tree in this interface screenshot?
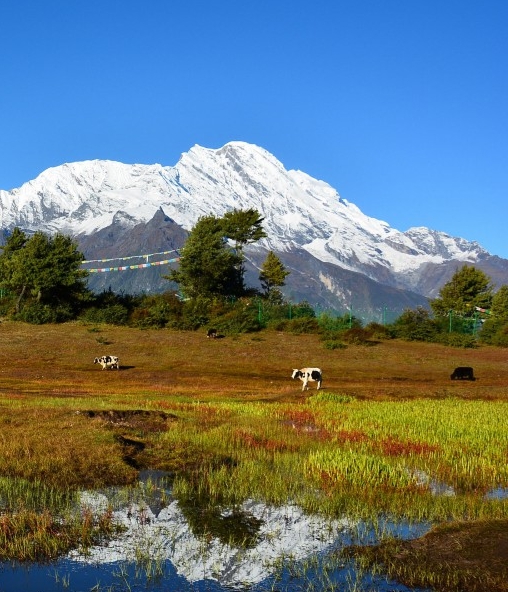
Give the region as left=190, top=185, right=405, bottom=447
left=222, top=208, right=267, bottom=288
left=168, top=209, right=267, bottom=300
left=0, top=229, right=89, bottom=316
left=168, top=214, right=243, bottom=299
left=490, top=285, right=508, bottom=320
left=222, top=208, right=266, bottom=257
left=430, top=265, right=493, bottom=318
left=480, top=285, right=508, bottom=344
left=259, top=250, right=290, bottom=302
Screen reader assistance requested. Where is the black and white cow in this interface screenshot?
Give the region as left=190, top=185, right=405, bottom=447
left=207, top=328, right=218, bottom=339
left=450, top=366, right=475, bottom=381
left=94, top=355, right=120, bottom=370
left=292, top=367, right=322, bottom=391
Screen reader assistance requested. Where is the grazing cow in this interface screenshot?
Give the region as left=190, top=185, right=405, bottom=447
left=450, top=366, right=475, bottom=381
left=94, top=355, right=120, bottom=370
left=292, top=367, right=322, bottom=391
left=207, top=328, right=218, bottom=339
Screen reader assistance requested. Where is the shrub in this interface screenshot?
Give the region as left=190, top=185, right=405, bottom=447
left=129, top=292, right=183, bottom=328
left=290, top=300, right=316, bottom=319
left=320, top=329, right=345, bottom=342
left=274, top=317, right=320, bottom=334
left=258, top=302, right=293, bottom=325
left=323, top=340, right=347, bottom=350
left=364, top=322, right=394, bottom=340
left=10, top=301, right=76, bottom=324
left=341, top=327, right=373, bottom=345
left=211, top=306, right=262, bottom=335
left=318, top=313, right=362, bottom=334
left=0, top=294, right=17, bottom=318
left=266, top=319, right=289, bottom=331
left=479, top=319, right=508, bottom=347
left=391, top=307, right=439, bottom=342
left=172, top=297, right=211, bottom=330
left=435, top=332, right=478, bottom=348
left=14, top=303, right=58, bottom=324
left=218, top=317, right=262, bottom=335
left=80, top=304, right=129, bottom=326
left=485, top=325, right=508, bottom=347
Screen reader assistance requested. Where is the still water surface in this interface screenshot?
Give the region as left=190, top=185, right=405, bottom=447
left=0, top=472, right=431, bottom=592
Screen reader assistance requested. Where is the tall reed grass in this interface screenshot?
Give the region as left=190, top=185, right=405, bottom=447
left=158, top=394, right=508, bottom=523
left=0, top=477, right=119, bottom=561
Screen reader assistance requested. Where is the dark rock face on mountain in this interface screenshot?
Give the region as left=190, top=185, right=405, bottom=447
left=243, top=246, right=429, bottom=320
left=78, top=209, right=187, bottom=295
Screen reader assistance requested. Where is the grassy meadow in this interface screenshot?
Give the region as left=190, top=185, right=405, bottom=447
left=0, top=320, right=508, bottom=589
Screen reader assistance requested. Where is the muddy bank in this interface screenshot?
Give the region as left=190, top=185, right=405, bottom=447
left=352, top=519, right=508, bottom=592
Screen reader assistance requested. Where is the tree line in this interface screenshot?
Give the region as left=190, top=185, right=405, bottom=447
left=0, top=210, right=507, bottom=347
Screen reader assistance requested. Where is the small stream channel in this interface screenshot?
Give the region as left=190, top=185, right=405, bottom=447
left=0, top=470, right=434, bottom=592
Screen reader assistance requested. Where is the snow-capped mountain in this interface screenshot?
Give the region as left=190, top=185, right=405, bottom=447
left=1, top=142, right=507, bottom=318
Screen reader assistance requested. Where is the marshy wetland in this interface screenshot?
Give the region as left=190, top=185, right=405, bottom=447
left=0, top=321, right=507, bottom=591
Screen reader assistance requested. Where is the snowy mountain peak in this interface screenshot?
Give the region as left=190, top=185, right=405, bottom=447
left=0, top=141, right=501, bottom=311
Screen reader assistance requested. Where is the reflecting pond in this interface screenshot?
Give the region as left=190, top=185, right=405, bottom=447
left=0, top=471, right=431, bottom=592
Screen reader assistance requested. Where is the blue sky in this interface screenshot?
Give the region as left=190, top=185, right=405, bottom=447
left=1, top=1, right=507, bottom=257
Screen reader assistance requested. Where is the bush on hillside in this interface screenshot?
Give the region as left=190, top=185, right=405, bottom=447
left=14, top=302, right=77, bottom=324
left=130, top=292, right=183, bottom=328
left=364, top=322, right=394, bottom=340
left=390, top=307, right=440, bottom=342
left=270, top=317, right=319, bottom=334
left=318, top=313, right=362, bottom=334
left=211, top=309, right=262, bottom=335
left=81, top=304, right=130, bottom=326
left=479, top=317, right=508, bottom=347
left=341, top=327, right=375, bottom=345
left=13, top=303, right=58, bottom=324
left=173, top=297, right=211, bottom=330
left=434, top=332, right=478, bottom=348
left=323, top=340, right=347, bottom=350
left=484, top=325, right=508, bottom=347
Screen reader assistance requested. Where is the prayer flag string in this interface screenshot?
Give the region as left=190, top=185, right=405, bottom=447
left=82, top=249, right=180, bottom=264
left=85, top=257, right=180, bottom=273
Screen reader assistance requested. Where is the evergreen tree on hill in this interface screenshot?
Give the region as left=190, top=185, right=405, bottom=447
left=0, top=228, right=90, bottom=319
left=168, top=209, right=266, bottom=299
left=430, top=265, right=493, bottom=318
left=259, top=250, right=290, bottom=303
left=479, top=284, right=508, bottom=345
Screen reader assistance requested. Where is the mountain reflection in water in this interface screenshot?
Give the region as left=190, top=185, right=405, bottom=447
left=69, top=492, right=351, bottom=586
left=0, top=483, right=430, bottom=592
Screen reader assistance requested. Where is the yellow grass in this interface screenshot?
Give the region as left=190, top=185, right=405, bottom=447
left=0, top=319, right=506, bottom=492
left=0, top=320, right=506, bottom=403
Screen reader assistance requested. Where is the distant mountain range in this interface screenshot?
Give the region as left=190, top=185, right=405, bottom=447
left=1, top=142, right=507, bottom=320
